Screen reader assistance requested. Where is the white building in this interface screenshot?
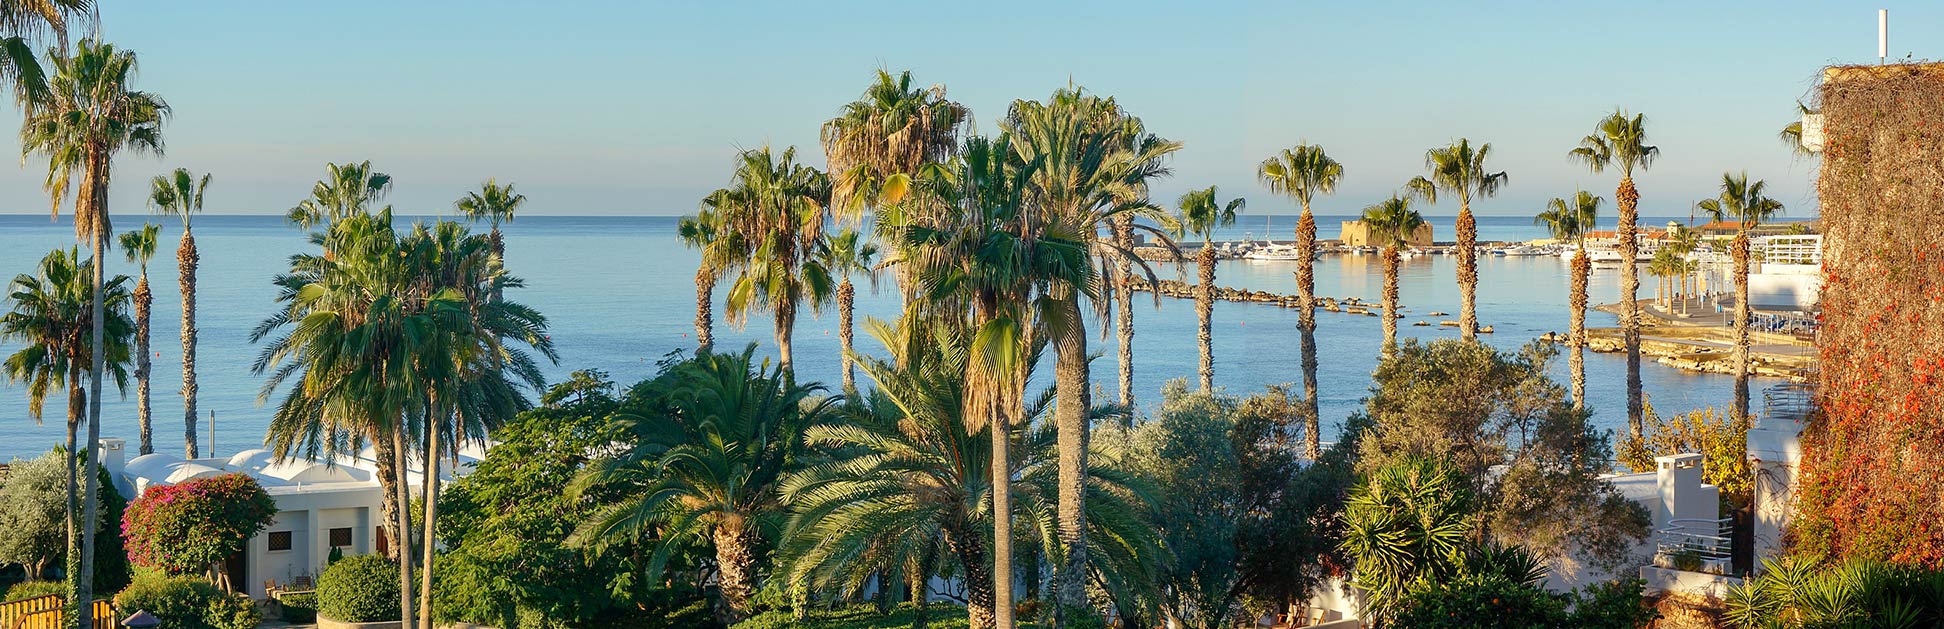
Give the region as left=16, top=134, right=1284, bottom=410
left=99, top=436, right=484, bottom=599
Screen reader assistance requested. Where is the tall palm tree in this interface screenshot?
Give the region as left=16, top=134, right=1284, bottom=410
left=1696, top=172, right=1783, bottom=422
left=1257, top=144, right=1343, bottom=460
left=1, top=0, right=88, bottom=102
left=819, top=228, right=878, bottom=393
left=1664, top=225, right=1703, bottom=316
left=453, top=179, right=524, bottom=301
left=1003, top=89, right=1179, bottom=617
left=149, top=168, right=209, bottom=459
left=715, top=146, right=834, bottom=374
left=117, top=224, right=160, bottom=455
left=1534, top=190, right=1601, bottom=410
left=1569, top=109, right=1658, bottom=440
left=19, top=39, right=167, bottom=620
left=1174, top=186, right=1244, bottom=392
left=881, top=134, right=1085, bottom=629
left=678, top=193, right=742, bottom=354
left=822, top=69, right=969, bottom=216
left=1649, top=249, right=1681, bottom=309
left=569, top=345, right=838, bottom=624
left=1407, top=139, right=1508, bottom=342
left=1362, top=193, right=1425, bottom=357
left=286, top=160, right=392, bottom=230
left=1, top=247, right=131, bottom=629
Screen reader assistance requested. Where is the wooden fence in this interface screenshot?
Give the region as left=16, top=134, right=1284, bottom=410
left=0, top=595, right=113, bottom=629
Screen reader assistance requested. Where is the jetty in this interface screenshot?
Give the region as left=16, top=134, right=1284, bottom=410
left=1126, top=278, right=1492, bottom=331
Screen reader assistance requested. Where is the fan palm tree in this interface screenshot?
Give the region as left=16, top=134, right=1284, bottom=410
left=1, top=0, right=88, bottom=102
left=287, top=160, right=392, bottom=230
left=1778, top=102, right=1816, bottom=158
left=715, top=146, right=835, bottom=375
left=1003, top=89, right=1179, bottom=616
left=1, top=247, right=131, bottom=629
left=569, top=345, right=839, bottom=624
left=1257, top=144, right=1342, bottom=460
left=1569, top=109, right=1658, bottom=440
left=678, top=193, right=743, bottom=354
left=1407, top=139, right=1507, bottom=342
left=149, top=167, right=209, bottom=459
left=781, top=317, right=1159, bottom=629
left=879, top=134, right=1085, bottom=629
left=1696, top=172, right=1783, bottom=422
left=1362, top=193, right=1425, bottom=357
left=1664, top=225, right=1703, bottom=316
left=1648, top=249, right=1681, bottom=310
left=117, top=224, right=159, bottom=455
left=819, top=228, right=878, bottom=393
left=19, top=38, right=167, bottom=617
left=1174, top=186, right=1244, bottom=392
left=1534, top=190, right=1601, bottom=410
left=453, top=179, right=525, bottom=301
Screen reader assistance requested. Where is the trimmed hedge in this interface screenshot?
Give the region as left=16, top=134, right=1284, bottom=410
left=317, top=553, right=399, bottom=623
left=111, top=572, right=259, bottom=629
left=3, top=580, right=65, bottom=602
left=279, top=591, right=318, bottom=624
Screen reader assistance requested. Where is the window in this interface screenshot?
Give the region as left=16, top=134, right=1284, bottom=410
left=268, top=531, right=293, bottom=552
left=329, top=527, right=353, bottom=548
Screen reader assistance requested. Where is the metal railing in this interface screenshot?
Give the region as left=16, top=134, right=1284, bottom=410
left=1763, top=383, right=1817, bottom=427
left=1657, top=517, right=1735, bottom=569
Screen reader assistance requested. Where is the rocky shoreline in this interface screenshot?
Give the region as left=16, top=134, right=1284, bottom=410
left=1128, top=278, right=1496, bottom=333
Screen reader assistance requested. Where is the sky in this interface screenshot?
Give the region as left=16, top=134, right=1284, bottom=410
left=0, top=1, right=1928, bottom=218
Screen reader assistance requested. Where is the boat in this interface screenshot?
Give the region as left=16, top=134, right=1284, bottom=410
left=1242, top=244, right=1306, bottom=261
left=1500, top=245, right=1551, bottom=257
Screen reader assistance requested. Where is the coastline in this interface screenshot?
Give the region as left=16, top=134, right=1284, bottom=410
left=1587, top=299, right=1815, bottom=381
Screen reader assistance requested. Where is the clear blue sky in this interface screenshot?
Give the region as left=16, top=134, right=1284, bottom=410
left=1, top=1, right=1927, bottom=218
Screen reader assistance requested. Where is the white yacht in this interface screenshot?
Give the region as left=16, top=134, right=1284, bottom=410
left=1243, top=244, right=1306, bottom=261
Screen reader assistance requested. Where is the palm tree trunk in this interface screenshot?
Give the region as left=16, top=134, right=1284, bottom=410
left=991, top=408, right=1015, bottom=629
left=374, top=434, right=404, bottom=561
left=693, top=266, right=714, bottom=354
left=1456, top=206, right=1479, bottom=341
left=1197, top=244, right=1215, bottom=392
left=77, top=230, right=104, bottom=629
left=712, top=522, right=758, bottom=623
left=1296, top=208, right=1320, bottom=460
left=1617, top=177, right=1644, bottom=441
left=945, top=526, right=995, bottom=629
left=391, top=424, right=416, bottom=629
left=489, top=226, right=505, bottom=302
left=62, top=377, right=80, bottom=628
left=1113, top=216, right=1134, bottom=410
left=1382, top=247, right=1401, bottom=357
left=774, top=295, right=796, bottom=375
left=418, top=400, right=441, bottom=629
left=1733, top=232, right=1752, bottom=421
left=179, top=229, right=200, bottom=459
left=1570, top=251, right=1591, bottom=410
left=134, top=275, right=152, bottom=455
left=1052, top=296, right=1088, bottom=621
left=839, top=279, right=856, bottom=393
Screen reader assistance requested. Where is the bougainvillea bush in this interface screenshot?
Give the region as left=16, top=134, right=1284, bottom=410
left=122, top=473, right=277, bottom=575
left=1800, top=63, right=1944, bottom=566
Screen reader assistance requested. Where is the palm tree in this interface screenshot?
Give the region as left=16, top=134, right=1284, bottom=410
left=822, top=69, right=970, bottom=216
left=453, top=179, right=524, bottom=301
left=19, top=39, right=167, bottom=618
left=880, top=134, right=1085, bottom=629
left=1778, top=102, right=1816, bottom=157
left=1534, top=190, right=1601, bottom=410
left=715, top=146, right=834, bottom=374
left=1174, top=186, right=1244, bottom=392
left=1003, top=89, right=1179, bottom=616
left=1362, top=193, right=1425, bottom=357
left=1, top=0, right=88, bottom=102
left=1696, top=172, right=1783, bottom=422
left=1664, top=226, right=1703, bottom=316
left=117, top=224, right=160, bottom=455
left=1, top=247, right=131, bottom=629
left=1407, top=139, right=1507, bottom=342
left=1339, top=457, right=1481, bottom=621
left=781, top=317, right=1158, bottom=629
left=569, top=345, right=838, bottom=624
left=678, top=193, right=742, bottom=354
left=287, top=160, right=392, bottom=230
left=1258, top=144, right=1343, bottom=460
left=149, top=168, right=209, bottom=459
left=1649, top=249, right=1681, bottom=310
left=819, top=228, right=878, bottom=394
left=1569, top=109, right=1658, bottom=440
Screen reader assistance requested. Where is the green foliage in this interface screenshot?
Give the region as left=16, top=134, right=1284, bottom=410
left=278, top=591, right=317, bottom=624
left=1567, top=579, right=1659, bottom=629
left=1391, top=573, right=1569, bottom=628
left=122, top=473, right=276, bottom=575
left=4, top=580, right=65, bottom=601
left=0, top=452, right=129, bottom=592
left=733, top=603, right=1040, bottom=629
left=1339, top=457, right=1479, bottom=619
left=1618, top=403, right=1752, bottom=510
left=1724, top=557, right=1944, bottom=628
left=316, top=553, right=399, bottom=623
left=111, top=572, right=259, bottom=629
left=1357, top=339, right=1649, bottom=571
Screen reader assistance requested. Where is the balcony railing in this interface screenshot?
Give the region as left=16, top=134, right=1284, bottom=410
left=1656, top=517, right=1735, bottom=574
left=1762, top=382, right=1816, bottom=428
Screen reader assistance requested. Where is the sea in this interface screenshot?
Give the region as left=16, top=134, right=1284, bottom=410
left=0, top=213, right=1750, bottom=460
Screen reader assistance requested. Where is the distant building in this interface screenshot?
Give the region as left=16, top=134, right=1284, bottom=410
left=1338, top=220, right=1432, bottom=247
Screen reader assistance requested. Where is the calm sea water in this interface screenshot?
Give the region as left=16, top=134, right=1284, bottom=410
left=0, top=214, right=1744, bottom=460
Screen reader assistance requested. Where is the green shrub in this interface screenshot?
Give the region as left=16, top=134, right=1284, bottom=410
left=111, top=572, right=259, bottom=629
left=1568, top=579, right=1659, bottom=629
left=1390, top=574, right=1570, bottom=628
left=1725, top=558, right=1944, bottom=628
left=317, top=553, right=400, bottom=623
left=3, top=580, right=65, bottom=602
left=279, top=591, right=318, bottom=624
